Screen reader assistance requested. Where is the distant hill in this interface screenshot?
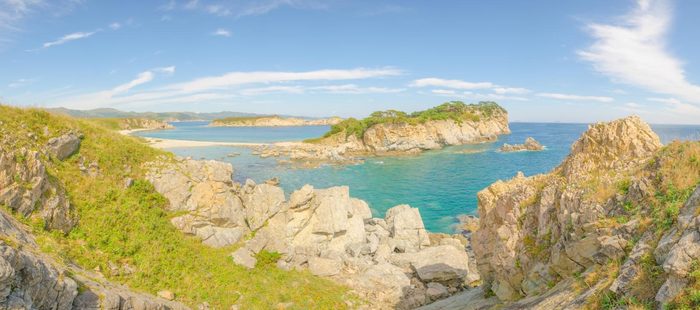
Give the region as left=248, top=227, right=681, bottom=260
left=44, top=107, right=269, bottom=121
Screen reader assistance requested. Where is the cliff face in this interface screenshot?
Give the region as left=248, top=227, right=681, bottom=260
left=470, top=116, right=700, bottom=308
left=361, top=115, right=509, bottom=153
left=256, top=104, right=510, bottom=164
left=210, top=116, right=342, bottom=127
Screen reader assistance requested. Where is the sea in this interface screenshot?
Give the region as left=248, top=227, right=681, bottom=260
left=134, top=121, right=700, bottom=233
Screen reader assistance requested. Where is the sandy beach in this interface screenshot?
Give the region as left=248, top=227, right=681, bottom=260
left=140, top=137, right=267, bottom=149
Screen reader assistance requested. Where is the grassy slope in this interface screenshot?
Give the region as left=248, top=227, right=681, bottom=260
left=0, top=105, right=352, bottom=309
left=305, top=101, right=506, bottom=143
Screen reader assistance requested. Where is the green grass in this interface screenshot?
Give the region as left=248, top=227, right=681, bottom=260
left=0, top=105, right=353, bottom=309
left=308, top=101, right=506, bottom=141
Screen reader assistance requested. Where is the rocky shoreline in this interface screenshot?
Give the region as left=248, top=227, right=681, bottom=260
left=145, top=157, right=480, bottom=309
left=251, top=107, right=510, bottom=167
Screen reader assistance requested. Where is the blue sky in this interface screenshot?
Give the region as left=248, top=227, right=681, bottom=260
left=1, top=0, right=700, bottom=124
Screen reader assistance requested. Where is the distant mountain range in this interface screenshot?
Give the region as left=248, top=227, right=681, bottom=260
left=45, top=107, right=279, bottom=121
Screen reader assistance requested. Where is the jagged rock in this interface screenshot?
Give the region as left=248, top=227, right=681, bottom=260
left=473, top=116, right=666, bottom=302
left=241, top=183, right=285, bottom=231
left=499, top=137, right=544, bottom=152
left=392, top=245, right=470, bottom=284
left=147, top=158, right=249, bottom=247
left=426, top=282, right=449, bottom=301
left=46, top=133, right=81, bottom=160
left=0, top=148, right=76, bottom=233
left=308, top=257, right=342, bottom=276
left=386, top=204, right=431, bottom=253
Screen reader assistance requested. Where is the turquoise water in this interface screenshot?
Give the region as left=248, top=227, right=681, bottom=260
left=137, top=122, right=700, bottom=233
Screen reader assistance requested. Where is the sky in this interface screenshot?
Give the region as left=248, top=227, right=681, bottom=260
left=1, top=0, right=700, bottom=124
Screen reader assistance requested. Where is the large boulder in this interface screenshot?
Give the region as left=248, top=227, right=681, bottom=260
left=46, top=133, right=81, bottom=160
left=146, top=158, right=249, bottom=247
left=385, top=205, right=431, bottom=253
left=241, top=181, right=285, bottom=231
left=391, top=245, right=471, bottom=284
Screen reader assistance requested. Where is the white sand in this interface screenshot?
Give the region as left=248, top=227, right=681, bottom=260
left=141, top=137, right=267, bottom=149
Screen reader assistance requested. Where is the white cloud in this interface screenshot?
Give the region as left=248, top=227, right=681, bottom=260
left=112, top=71, right=154, bottom=94
left=537, top=92, right=614, bottom=103
left=579, top=0, right=700, bottom=104
left=312, top=84, right=404, bottom=94
left=154, top=66, right=176, bottom=75
left=109, top=22, right=121, bottom=30
left=212, top=28, right=231, bottom=37
left=240, top=86, right=305, bottom=96
left=43, top=30, right=99, bottom=48
left=7, top=78, right=35, bottom=88
left=410, top=78, right=494, bottom=90
left=493, top=87, right=530, bottom=95
left=49, top=67, right=401, bottom=109
left=169, top=68, right=401, bottom=93
left=626, top=102, right=642, bottom=108
left=431, top=89, right=456, bottom=95
left=206, top=4, right=231, bottom=16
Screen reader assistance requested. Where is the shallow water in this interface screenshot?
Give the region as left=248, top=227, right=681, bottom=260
left=137, top=122, right=700, bottom=233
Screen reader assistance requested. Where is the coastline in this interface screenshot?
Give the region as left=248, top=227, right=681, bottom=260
left=119, top=127, right=269, bottom=149
left=140, top=137, right=268, bottom=149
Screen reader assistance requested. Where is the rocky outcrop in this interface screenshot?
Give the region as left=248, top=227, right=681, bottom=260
left=145, top=158, right=479, bottom=309
left=209, top=116, right=342, bottom=127
left=237, top=185, right=478, bottom=309
left=47, top=132, right=81, bottom=160
left=0, top=147, right=76, bottom=233
left=146, top=158, right=249, bottom=248
left=468, top=116, right=700, bottom=308
left=499, top=137, right=543, bottom=152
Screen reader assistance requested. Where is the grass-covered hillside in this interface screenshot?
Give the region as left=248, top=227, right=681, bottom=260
left=0, top=105, right=352, bottom=309
left=313, top=101, right=506, bottom=141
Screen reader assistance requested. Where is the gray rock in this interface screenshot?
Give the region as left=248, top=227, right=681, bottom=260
left=308, top=257, right=342, bottom=276
left=426, top=282, right=449, bottom=301
left=47, top=133, right=80, bottom=160
left=392, top=245, right=470, bottom=284
left=242, top=184, right=285, bottom=231
left=385, top=205, right=430, bottom=253
left=231, top=248, right=257, bottom=269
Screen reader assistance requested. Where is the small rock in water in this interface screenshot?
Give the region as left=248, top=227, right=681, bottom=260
left=265, top=177, right=280, bottom=186
left=499, top=136, right=544, bottom=152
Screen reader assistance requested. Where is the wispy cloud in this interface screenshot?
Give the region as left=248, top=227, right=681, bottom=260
left=410, top=78, right=494, bottom=90
left=109, top=22, right=121, bottom=30
left=169, top=68, right=401, bottom=93
left=493, top=87, right=530, bottom=95
left=168, top=0, right=329, bottom=18
left=51, top=67, right=401, bottom=109
left=537, top=92, right=614, bottom=103
left=212, top=28, right=231, bottom=37
left=7, top=78, right=36, bottom=88
left=42, top=30, right=99, bottom=48
left=579, top=0, right=700, bottom=104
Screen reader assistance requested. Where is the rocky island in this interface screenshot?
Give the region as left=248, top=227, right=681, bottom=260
left=499, top=137, right=544, bottom=152
left=209, top=115, right=342, bottom=127
left=255, top=101, right=511, bottom=165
